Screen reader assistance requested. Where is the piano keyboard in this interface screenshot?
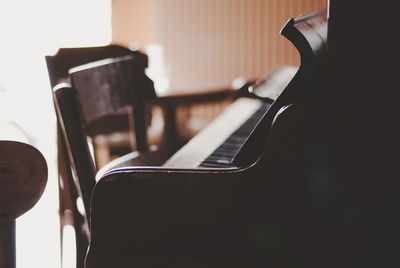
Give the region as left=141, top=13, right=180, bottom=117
left=198, top=101, right=270, bottom=168
left=162, top=66, right=297, bottom=168
left=163, top=98, right=269, bottom=168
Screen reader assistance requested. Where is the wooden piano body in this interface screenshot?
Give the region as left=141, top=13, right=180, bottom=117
left=85, top=10, right=329, bottom=268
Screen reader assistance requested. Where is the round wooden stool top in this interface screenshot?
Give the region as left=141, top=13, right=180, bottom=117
left=0, top=141, right=48, bottom=221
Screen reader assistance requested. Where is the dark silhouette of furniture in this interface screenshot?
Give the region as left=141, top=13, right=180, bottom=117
left=46, top=45, right=154, bottom=268
left=83, top=11, right=328, bottom=267
left=52, top=55, right=161, bottom=268
left=46, top=44, right=151, bottom=165
left=46, top=44, right=240, bottom=163
left=46, top=45, right=148, bottom=88
left=0, top=141, right=47, bottom=268
left=48, top=45, right=242, bottom=267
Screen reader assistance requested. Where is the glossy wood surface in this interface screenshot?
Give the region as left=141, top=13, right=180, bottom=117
left=234, top=10, right=327, bottom=166
left=85, top=10, right=328, bottom=267
left=162, top=66, right=296, bottom=168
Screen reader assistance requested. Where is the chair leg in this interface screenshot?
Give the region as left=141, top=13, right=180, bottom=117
left=58, top=127, right=89, bottom=268
left=57, top=129, right=69, bottom=266
left=92, top=135, right=111, bottom=169
left=132, top=104, right=149, bottom=152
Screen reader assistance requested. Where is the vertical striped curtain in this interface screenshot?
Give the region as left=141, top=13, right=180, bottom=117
left=154, top=0, right=327, bottom=91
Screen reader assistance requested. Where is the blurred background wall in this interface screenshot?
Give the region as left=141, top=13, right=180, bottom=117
left=112, top=0, right=327, bottom=92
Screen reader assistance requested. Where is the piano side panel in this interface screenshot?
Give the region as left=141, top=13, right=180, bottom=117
left=87, top=167, right=253, bottom=267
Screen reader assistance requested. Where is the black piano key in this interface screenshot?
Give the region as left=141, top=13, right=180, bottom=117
left=203, top=156, right=232, bottom=164
left=209, top=150, right=236, bottom=158
left=199, top=101, right=271, bottom=168
left=199, top=162, right=233, bottom=168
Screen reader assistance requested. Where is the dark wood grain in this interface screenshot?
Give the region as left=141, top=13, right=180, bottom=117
left=54, top=56, right=158, bottom=218
left=0, top=141, right=47, bottom=220
left=46, top=44, right=149, bottom=268
left=69, top=55, right=156, bottom=151
left=46, top=45, right=155, bottom=268
left=52, top=55, right=167, bottom=268
left=53, top=85, right=97, bottom=218
left=0, top=141, right=47, bottom=268
left=46, top=44, right=151, bottom=153
left=45, top=44, right=148, bottom=88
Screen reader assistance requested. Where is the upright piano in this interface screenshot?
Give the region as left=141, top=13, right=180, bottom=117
left=86, top=10, right=328, bottom=268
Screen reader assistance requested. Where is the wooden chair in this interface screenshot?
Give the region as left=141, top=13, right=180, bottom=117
left=52, top=55, right=163, bottom=268
left=46, top=44, right=238, bottom=163
left=46, top=44, right=150, bottom=166
left=46, top=45, right=155, bottom=268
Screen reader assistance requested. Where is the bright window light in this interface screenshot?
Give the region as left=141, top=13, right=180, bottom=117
left=0, top=1, right=111, bottom=268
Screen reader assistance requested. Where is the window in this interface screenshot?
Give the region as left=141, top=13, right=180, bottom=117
left=0, top=1, right=111, bottom=267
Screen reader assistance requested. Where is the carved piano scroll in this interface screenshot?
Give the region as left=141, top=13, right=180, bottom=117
left=0, top=141, right=47, bottom=268
left=233, top=10, right=328, bottom=167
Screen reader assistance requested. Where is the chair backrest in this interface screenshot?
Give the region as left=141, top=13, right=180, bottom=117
left=46, top=44, right=153, bottom=152
left=46, top=44, right=148, bottom=88
left=72, top=54, right=156, bottom=151
left=53, top=55, right=155, bottom=221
